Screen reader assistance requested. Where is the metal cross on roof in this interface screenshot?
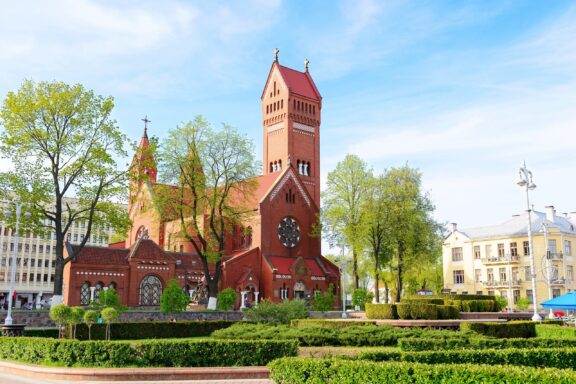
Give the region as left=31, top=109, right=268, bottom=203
left=141, top=115, right=151, bottom=132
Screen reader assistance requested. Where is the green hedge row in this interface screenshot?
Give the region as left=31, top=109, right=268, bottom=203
left=407, top=294, right=496, bottom=301
left=268, top=357, right=576, bottom=384
left=211, top=323, right=461, bottom=346
left=356, top=347, right=576, bottom=370
left=366, top=303, right=459, bottom=320
left=290, top=319, right=377, bottom=328
left=66, top=320, right=236, bottom=340
left=460, top=321, right=536, bottom=338
left=401, top=298, right=445, bottom=305
left=399, top=337, right=576, bottom=351
left=537, top=324, right=576, bottom=339
left=23, top=328, right=59, bottom=338
left=0, top=337, right=297, bottom=367
left=445, top=299, right=499, bottom=312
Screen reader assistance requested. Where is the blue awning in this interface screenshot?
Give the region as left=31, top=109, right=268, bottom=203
left=541, top=291, right=576, bottom=310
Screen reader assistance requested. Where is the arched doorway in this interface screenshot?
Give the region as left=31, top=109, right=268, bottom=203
left=294, top=281, right=306, bottom=300
left=139, top=275, right=163, bottom=305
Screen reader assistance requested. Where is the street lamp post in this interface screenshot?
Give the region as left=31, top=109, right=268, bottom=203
left=517, top=162, right=541, bottom=321
left=4, top=202, right=31, bottom=325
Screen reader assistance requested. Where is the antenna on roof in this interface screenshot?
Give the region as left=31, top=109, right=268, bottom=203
left=274, top=48, right=279, bottom=62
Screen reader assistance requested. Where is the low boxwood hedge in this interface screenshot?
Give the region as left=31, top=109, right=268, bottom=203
left=537, top=324, right=576, bottom=339
left=460, top=321, right=536, bottom=338
left=436, top=305, right=459, bottom=319
left=401, top=298, right=445, bottom=305
left=399, top=337, right=576, bottom=351
left=268, top=357, right=576, bottom=384
left=445, top=299, right=498, bottom=312
left=371, top=303, right=459, bottom=320
left=67, top=320, right=236, bottom=340
left=0, top=337, right=297, bottom=367
left=355, top=347, right=576, bottom=369
left=365, top=303, right=398, bottom=319
left=290, top=319, right=377, bottom=328
left=23, top=328, right=59, bottom=338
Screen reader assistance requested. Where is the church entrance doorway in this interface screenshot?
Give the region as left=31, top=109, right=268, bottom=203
left=294, top=281, right=306, bottom=300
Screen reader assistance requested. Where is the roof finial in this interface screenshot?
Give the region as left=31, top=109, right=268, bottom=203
left=304, top=58, right=309, bottom=72
left=141, top=115, right=151, bottom=137
left=274, top=48, right=279, bottom=62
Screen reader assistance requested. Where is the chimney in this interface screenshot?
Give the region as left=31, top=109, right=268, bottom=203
left=450, top=223, right=457, bottom=232
left=545, top=205, right=556, bottom=222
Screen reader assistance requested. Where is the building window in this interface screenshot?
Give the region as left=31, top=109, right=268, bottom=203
left=568, top=266, right=574, bottom=282
left=499, top=267, right=507, bottom=282
left=453, top=270, right=464, bottom=284
left=94, top=282, right=104, bottom=300
left=280, top=283, right=289, bottom=300
left=513, top=289, right=520, bottom=304
left=553, top=289, right=561, bottom=298
left=451, top=247, right=463, bottom=262
left=566, top=241, right=572, bottom=257
left=526, top=289, right=533, bottom=304
left=548, top=239, right=557, bottom=257
left=497, top=243, right=505, bottom=257
left=139, top=275, right=163, bottom=305
left=80, top=282, right=90, bottom=305
left=523, top=241, right=530, bottom=256
left=510, top=242, right=518, bottom=257
left=474, top=269, right=481, bottom=283
left=485, top=244, right=492, bottom=258
left=487, top=268, right=494, bottom=282
left=512, top=267, right=519, bottom=283
left=473, top=246, right=481, bottom=259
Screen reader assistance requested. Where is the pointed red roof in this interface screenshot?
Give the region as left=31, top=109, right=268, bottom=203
left=277, top=64, right=321, bottom=101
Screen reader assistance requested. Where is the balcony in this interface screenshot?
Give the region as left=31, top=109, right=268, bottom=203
left=482, top=254, right=520, bottom=265
left=545, top=252, right=564, bottom=260
left=550, top=279, right=566, bottom=286
left=482, top=279, right=522, bottom=288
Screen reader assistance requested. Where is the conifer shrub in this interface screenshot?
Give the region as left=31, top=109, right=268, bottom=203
left=365, top=303, right=398, bottom=319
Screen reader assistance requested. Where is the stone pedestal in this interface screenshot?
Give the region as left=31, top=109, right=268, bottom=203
left=1, top=324, right=25, bottom=337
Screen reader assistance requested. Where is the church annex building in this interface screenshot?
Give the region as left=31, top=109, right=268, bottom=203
left=62, top=55, right=340, bottom=309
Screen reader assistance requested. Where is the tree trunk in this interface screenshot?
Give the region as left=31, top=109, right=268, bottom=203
left=207, top=278, right=219, bottom=310
left=352, top=250, right=360, bottom=289
left=384, top=281, right=389, bottom=304
left=396, top=261, right=403, bottom=303
left=53, top=246, right=65, bottom=296
left=373, top=270, right=380, bottom=303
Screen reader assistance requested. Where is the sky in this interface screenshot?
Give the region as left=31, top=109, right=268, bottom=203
left=0, top=0, right=575, bottom=231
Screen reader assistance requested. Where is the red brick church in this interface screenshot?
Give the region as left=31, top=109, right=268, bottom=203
left=63, top=54, right=340, bottom=308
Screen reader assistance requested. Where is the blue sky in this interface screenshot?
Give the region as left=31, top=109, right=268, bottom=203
left=1, top=0, right=575, bottom=230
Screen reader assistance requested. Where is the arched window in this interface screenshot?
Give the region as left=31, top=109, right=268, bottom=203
left=109, top=282, right=116, bottom=291
left=281, top=99, right=283, bottom=109
left=94, top=281, right=104, bottom=300
left=246, top=227, right=253, bottom=248
left=80, top=282, right=90, bottom=305
left=139, top=275, right=163, bottom=305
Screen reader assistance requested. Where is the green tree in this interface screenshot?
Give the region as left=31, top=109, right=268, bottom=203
left=157, top=116, right=258, bottom=309
left=352, top=288, right=374, bottom=311
left=49, top=304, right=71, bottom=338
left=0, top=80, right=131, bottom=299
left=101, top=307, right=118, bottom=340
left=217, top=288, right=237, bottom=319
left=322, top=154, right=372, bottom=289
left=515, top=297, right=531, bottom=311
left=311, top=284, right=337, bottom=312
left=83, top=310, right=98, bottom=340
left=68, top=306, right=85, bottom=339
left=379, top=166, right=443, bottom=303
left=160, top=278, right=190, bottom=314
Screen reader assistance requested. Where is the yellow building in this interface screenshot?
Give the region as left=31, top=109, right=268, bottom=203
left=443, top=206, right=576, bottom=310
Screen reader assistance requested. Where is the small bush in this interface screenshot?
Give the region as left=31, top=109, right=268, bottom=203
left=515, top=297, right=531, bottom=310
left=0, top=337, right=298, bottom=367
left=365, top=303, right=398, bottom=319
left=460, top=321, right=536, bottom=338
left=216, top=288, right=237, bottom=316
left=399, top=337, right=576, bottom=351
left=268, top=357, right=576, bottom=384
left=243, top=299, right=308, bottom=324
left=396, top=304, right=412, bottom=319
left=537, top=324, right=576, bottom=339
left=409, top=302, right=437, bottom=320
left=160, top=278, right=190, bottom=314
left=351, top=288, right=374, bottom=310
left=312, top=284, right=337, bottom=312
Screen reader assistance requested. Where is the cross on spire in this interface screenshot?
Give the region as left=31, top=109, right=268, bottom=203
left=141, top=115, right=151, bottom=136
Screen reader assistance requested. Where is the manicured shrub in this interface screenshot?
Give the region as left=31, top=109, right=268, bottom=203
left=541, top=319, right=565, bottom=325
left=49, top=304, right=72, bottom=338
left=537, top=324, right=576, bottom=339
left=70, top=320, right=237, bottom=341
left=216, top=288, right=237, bottom=320
left=356, top=347, right=576, bottom=369
left=268, top=357, right=576, bottom=384
left=396, top=304, right=411, bottom=319
left=243, top=299, right=308, bottom=324
left=0, top=337, right=298, bottom=367
left=351, top=288, right=374, bottom=310
left=438, top=294, right=496, bottom=301
left=401, top=298, right=444, bottom=305
left=291, top=319, right=377, bottom=328
left=435, top=305, right=459, bottom=319
left=23, top=328, right=59, bottom=338
left=312, top=284, right=337, bottom=312
left=83, top=310, right=99, bottom=340
left=365, top=303, right=398, bottom=319
left=409, top=302, right=437, bottom=320
left=160, top=278, right=190, bottom=314
left=399, top=337, right=576, bottom=351
left=460, top=321, right=536, bottom=338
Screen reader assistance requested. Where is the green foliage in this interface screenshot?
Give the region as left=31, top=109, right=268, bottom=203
left=435, top=305, right=459, bottom=320
left=212, top=322, right=459, bottom=347
left=537, top=324, right=576, bottom=339
left=312, top=284, right=337, bottom=312
left=269, top=357, right=576, bottom=384
left=216, top=288, right=237, bottom=312
left=402, top=298, right=444, bottom=305
left=91, top=287, right=123, bottom=311
left=0, top=337, right=297, bottom=367
left=399, top=336, right=576, bottom=351
left=83, top=310, right=99, bottom=340
left=460, top=321, right=536, bottom=338
left=515, top=297, right=531, bottom=310
left=356, top=347, right=576, bottom=370
left=69, top=320, right=236, bottom=341
left=49, top=304, right=72, bottom=338
left=365, top=303, right=398, bottom=319
left=291, top=319, right=377, bottom=328
left=494, top=295, right=508, bottom=310
left=23, top=328, right=59, bottom=338
left=352, top=288, right=374, bottom=310
left=396, top=304, right=412, bottom=319
left=100, top=307, right=119, bottom=340
left=69, top=306, right=85, bottom=339
left=160, top=279, right=190, bottom=314
left=444, top=299, right=497, bottom=312
left=242, top=299, right=308, bottom=324
left=0, top=80, right=130, bottom=295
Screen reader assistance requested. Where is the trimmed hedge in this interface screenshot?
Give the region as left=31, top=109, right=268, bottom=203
left=211, top=323, right=461, bottom=346
left=365, top=303, right=398, bottom=319
left=67, top=320, right=236, bottom=340
left=291, top=319, right=377, bottom=328
left=401, top=298, right=444, bottom=305
left=0, top=337, right=297, bottom=367
left=268, top=357, right=576, bottom=384
left=399, top=337, right=576, bottom=351
left=396, top=304, right=411, bottom=319
left=356, top=347, right=576, bottom=369
left=436, top=305, right=459, bottom=320
left=23, top=328, right=59, bottom=338
left=460, top=321, right=536, bottom=338
left=445, top=299, right=498, bottom=312
left=537, top=324, right=576, bottom=339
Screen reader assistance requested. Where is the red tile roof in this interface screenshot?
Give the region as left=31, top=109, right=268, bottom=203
left=277, top=65, right=321, bottom=101
left=71, top=245, right=129, bottom=265
left=267, top=256, right=326, bottom=276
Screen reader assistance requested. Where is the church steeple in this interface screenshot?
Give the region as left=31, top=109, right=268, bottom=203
left=132, top=116, right=157, bottom=184
left=261, top=51, right=322, bottom=205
